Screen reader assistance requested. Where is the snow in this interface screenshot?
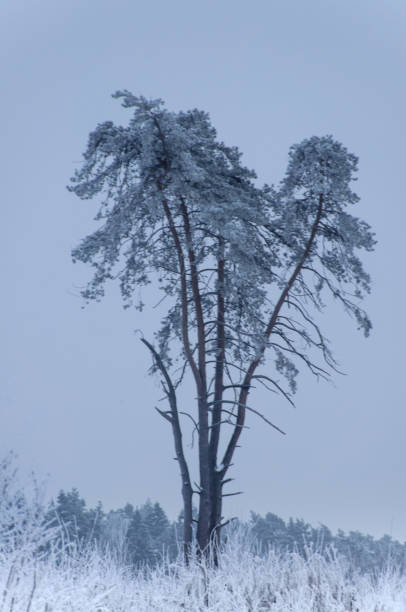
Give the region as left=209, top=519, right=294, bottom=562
left=2, top=534, right=406, bottom=611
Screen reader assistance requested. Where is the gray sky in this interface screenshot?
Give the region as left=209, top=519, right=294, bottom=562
left=2, top=0, right=405, bottom=540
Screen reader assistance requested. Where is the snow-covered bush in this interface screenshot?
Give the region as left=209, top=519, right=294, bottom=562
left=0, top=452, right=59, bottom=610
left=0, top=453, right=57, bottom=556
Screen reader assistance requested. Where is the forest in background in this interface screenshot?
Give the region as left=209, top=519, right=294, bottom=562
left=44, top=487, right=406, bottom=575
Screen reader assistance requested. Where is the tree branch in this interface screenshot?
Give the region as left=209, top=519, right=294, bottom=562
left=220, top=194, right=324, bottom=478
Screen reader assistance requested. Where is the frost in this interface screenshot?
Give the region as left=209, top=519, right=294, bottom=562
left=68, top=98, right=374, bottom=385
left=1, top=528, right=406, bottom=611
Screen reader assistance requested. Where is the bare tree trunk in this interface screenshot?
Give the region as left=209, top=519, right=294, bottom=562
left=208, top=240, right=226, bottom=563
left=140, top=338, right=194, bottom=563
left=179, top=198, right=211, bottom=556
left=209, top=472, right=223, bottom=565
left=196, top=397, right=211, bottom=555
left=181, top=481, right=193, bottom=564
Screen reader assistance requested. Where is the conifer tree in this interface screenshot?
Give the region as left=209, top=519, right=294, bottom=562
left=69, top=92, right=374, bottom=561
left=46, top=489, right=103, bottom=549
left=126, top=508, right=152, bottom=566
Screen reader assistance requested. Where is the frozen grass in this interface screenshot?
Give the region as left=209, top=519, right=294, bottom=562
left=2, top=533, right=406, bottom=611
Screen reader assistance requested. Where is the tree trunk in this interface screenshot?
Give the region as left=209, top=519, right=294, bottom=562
left=209, top=471, right=223, bottom=566
left=196, top=466, right=222, bottom=564
left=182, top=480, right=193, bottom=564
left=196, top=398, right=211, bottom=554
left=140, top=338, right=194, bottom=564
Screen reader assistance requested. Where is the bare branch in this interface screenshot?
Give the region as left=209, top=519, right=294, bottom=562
left=222, top=491, right=243, bottom=497
left=220, top=400, right=286, bottom=435
left=252, top=375, right=294, bottom=406
left=155, top=406, right=173, bottom=423
left=221, top=194, right=324, bottom=478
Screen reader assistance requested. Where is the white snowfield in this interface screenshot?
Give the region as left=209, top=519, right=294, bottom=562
left=2, top=539, right=406, bottom=612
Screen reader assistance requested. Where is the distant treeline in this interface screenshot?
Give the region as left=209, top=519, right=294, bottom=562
left=44, top=488, right=406, bottom=574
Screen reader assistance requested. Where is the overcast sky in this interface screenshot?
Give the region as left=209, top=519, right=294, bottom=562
left=2, top=0, right=405, bottom=540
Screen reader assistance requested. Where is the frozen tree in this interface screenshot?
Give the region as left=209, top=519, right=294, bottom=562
left=68, top=92, right=375, bottom=561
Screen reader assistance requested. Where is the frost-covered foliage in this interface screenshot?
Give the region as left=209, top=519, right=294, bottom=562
left=0, top=453, right=56, bottom=562
left=0, top=453, right=59, bottom=610
left=69, top=93, right=374, bottom=390
left=279, top=136, right=375, bottom=338
left=69, top=93, right=278, bottom=368
left=1, top=528, right=406, bottom=611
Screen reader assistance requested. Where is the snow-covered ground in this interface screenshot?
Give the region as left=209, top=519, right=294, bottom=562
left=2, top=537, right=406, bottom=612
left=1, top=456, right=405, bottom=611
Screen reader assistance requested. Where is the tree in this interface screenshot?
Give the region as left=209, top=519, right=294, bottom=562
left=68, top=92, right=375, bottom=562
left=100, top=508, right=132, bottom=562
left=141, top=501, right=170, bottom=544
left=250, top=511, right=293, bottom=553
left=126, top=508, right=152, bottom=566
left=46, top=489, right=103, bottom=550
